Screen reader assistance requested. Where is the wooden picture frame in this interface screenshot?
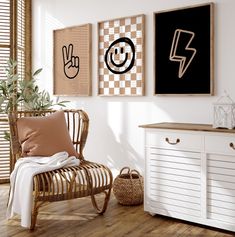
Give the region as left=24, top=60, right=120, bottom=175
left=53, top=24, right=92, bottom=96
left=154, top=3, right=214, bottom=95
left=98, top=14, right=145, bottom=96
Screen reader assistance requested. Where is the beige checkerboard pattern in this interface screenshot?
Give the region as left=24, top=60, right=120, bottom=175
left=98, top=15, right=144, bottom=96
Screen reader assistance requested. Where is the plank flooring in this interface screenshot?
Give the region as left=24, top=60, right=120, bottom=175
left=1, top=184, right=235, bottom=237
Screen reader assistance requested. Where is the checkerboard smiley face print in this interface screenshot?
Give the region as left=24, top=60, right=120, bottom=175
left=98, top=15, right=145, bottom=96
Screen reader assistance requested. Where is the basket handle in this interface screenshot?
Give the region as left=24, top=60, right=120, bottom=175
left=130, top=169, right=141, bottom=178
left=129, top=169, right=143, bottom=203
left=119, top=167, right=130, bottom=175
left=131, top=169, right=143, bottom=192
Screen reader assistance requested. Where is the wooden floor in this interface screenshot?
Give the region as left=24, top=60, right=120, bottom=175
left=1, top=184, right=235, bottom=237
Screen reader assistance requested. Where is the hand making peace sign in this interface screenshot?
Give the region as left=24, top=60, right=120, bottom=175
left=62, top=44, right=79, bottom=79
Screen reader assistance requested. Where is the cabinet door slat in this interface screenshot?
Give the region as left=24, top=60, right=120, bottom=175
left=150, top=185, right=200, bottom=197
left=150, top=154, right=200, bottom=165
left=150, top=201, right=201, bottom=217
left=150, top=195, right=200, bottom=210
left=150, top=159, right=200, bottom=172
left=150, top=171, right=200, bottom=185
left=150, top=166, right=200, bottom=178
left=208, top=160, right=235, bottom=169
left=208, top=179, right=235, bottom=190
left=208, top=186, right=235, bottom=197
left=150, top=177, right=200, bottom=191
left=150, top=189, right=200, bottom=204
left=149, top=148, right=200, bottom=159
left=208, top=212, right=235, bottom=224
left=208, top=206, right=235, bottom=219
left=208, top=154, right=235, bottom=163
left=208, top=173, right=235, bottom=183
left=208, top=199, right=235, bottom=210
left=208, top=166, right=235, bottom=177
left=208, top=192, right=235, bottom=204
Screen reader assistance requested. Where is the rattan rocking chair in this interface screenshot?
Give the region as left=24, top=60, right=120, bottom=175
left=8, top=109, right=113, bottom=230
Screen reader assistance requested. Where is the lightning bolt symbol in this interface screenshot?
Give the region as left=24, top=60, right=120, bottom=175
left=169, top=29, right=197, bottom=78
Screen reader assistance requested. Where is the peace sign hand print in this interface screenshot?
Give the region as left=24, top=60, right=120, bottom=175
left=62, top=44, right=79, bottom=79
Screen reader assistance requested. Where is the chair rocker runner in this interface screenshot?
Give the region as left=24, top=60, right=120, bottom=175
left=8, top=109, right=113, bottom=230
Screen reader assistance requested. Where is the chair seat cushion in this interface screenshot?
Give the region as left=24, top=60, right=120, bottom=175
left=17, top=110, right=78, bottom=157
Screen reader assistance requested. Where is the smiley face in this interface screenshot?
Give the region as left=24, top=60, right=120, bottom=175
left=104, top=37, right=135, bottom=74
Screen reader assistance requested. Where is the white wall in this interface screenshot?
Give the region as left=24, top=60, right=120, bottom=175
left=32, top=0, right=235, bottom=176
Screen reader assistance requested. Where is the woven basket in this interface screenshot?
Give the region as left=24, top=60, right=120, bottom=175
left=113, top=167, right=144, bottom=206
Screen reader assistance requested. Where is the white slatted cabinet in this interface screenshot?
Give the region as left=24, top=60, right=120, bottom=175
left=141, top=123, right=235, bottom=232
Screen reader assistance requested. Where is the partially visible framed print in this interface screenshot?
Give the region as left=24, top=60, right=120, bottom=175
left=98, top=14, right=145, bottom=96
left=154, top=3, right=214, bottom=95
left=53, top=24, right=91, bottom=96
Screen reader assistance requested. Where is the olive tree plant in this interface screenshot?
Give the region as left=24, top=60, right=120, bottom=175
left=0, top=59, right=68, bottom=113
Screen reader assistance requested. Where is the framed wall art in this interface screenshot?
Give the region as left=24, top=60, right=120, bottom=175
left=53, top=24, right=91, bottom=96
left=154, top=3, right=214, bottom=95
left=98, top=14, right=145, bottom=96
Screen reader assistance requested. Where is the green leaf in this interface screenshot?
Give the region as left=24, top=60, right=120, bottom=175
left=57, top=103, right=66, bottom=107
left=33, top=68, right=43, bottom=76
left=4, top=131, right=10, bottom=141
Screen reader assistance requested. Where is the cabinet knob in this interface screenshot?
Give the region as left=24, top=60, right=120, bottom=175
left=165, top=137, right=180, bottom=145
left=229, top=142, right=235, bottom=150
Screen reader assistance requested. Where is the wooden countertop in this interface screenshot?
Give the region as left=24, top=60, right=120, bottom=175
left=139, top=122, right=235, bottom=134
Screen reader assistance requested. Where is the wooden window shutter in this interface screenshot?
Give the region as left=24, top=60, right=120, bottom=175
left=0, top=0, right=31, bottom=183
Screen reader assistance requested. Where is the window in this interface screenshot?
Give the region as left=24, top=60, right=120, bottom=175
left=0, top=0, right=31, bottom=183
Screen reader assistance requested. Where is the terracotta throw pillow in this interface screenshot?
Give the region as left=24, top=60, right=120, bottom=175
left=17, top=110, right=78, bottom=157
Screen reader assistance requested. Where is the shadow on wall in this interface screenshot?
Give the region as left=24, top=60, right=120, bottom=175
left=86, top=101, right=147, bottom=177
left=107, top=127, right=143, bottom=177
left=86, top=115, right=144, bottom=176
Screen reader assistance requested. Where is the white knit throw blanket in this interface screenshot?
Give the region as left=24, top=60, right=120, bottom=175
left=6, top=151, right=80, bottom=228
